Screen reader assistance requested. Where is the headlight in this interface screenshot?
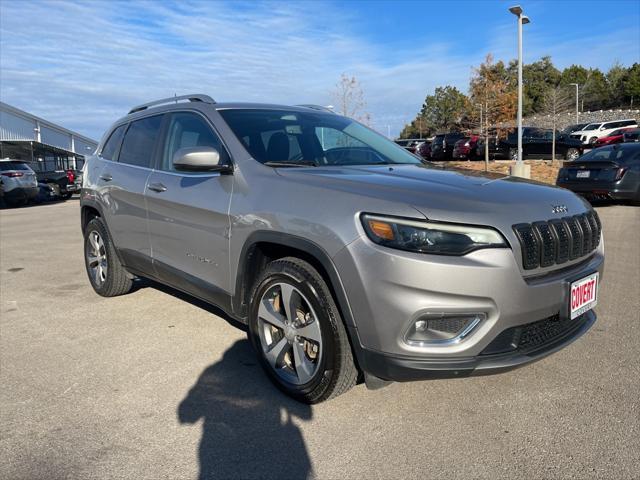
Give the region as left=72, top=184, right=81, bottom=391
left=361, top=214, right=507, bottom=255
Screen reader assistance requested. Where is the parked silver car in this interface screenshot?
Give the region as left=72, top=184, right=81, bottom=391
left=0, top=159, right=38, bottom=206
left=81, top=94, right=605, bottom=403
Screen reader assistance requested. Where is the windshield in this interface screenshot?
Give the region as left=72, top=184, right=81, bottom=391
left=218, top=109, right=421, bottom=166
left=584, top=123, right=602, bottom=131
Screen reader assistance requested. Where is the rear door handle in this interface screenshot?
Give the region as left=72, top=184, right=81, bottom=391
left=100, top=173, right=112, bottom=181
left=148, top=182, right=167, bottom=193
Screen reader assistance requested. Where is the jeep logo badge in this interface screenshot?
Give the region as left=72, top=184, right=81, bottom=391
left=551, top=205, right=568, bottom=214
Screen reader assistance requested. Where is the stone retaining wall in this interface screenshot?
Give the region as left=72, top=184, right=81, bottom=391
left=525, top=109, right=640, bottom=130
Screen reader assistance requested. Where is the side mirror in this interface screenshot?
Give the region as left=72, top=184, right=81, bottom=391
left=172, top=146, right=231, bottom=173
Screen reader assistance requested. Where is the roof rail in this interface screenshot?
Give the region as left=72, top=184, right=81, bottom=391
left=296, top=104, right=336, bottom=114
left=128, top=94, right=215, bottom=114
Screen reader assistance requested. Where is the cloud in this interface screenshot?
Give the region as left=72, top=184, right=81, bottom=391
left=1, top=1, right=638, bottom=140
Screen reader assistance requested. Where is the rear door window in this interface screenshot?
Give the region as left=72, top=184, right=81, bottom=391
left=119, top=115, right=163, bottom=168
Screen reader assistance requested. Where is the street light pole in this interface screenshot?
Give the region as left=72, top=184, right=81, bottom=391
left=569, top=83, right=579, bottom=124
left=509, top=5, right=530, bottom=178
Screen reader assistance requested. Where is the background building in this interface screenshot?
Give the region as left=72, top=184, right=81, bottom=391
left=0, top=101, right=98, bottom=171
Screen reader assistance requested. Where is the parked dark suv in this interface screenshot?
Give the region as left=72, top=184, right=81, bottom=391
left=430, top=132, right=466, bottom=160
left=477, top=127, right=584, bottom=160
left=557, top=143, right=640, bottom=204
left=81, top=94, right=604, bottom=403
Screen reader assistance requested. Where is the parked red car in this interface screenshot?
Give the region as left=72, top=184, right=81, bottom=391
left=594, top=127, right=635, bottom=147
left=452, top=135, right=479, bottom=160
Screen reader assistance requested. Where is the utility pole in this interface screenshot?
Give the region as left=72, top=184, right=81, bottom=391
left=569, top=83, right=579, bottom=124
left=484, top=101, right=489, bottom=171
left=508, top=5, right=530, bottom=178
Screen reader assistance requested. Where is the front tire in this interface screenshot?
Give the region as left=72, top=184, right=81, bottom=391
left=248, top=257, right=357, bottom=403
left=83, top=217, right=132, bottom=297
left=589, top=137, right=598, bottom=145
left=509, top=148, right=518, bottom=161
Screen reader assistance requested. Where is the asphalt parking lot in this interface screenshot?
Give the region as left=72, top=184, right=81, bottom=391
left=1, top=199, right=639, bottom=479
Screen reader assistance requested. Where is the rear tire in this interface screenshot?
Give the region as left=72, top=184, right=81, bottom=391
left=248, top=257, right=357, bottom=403
left=565, top=148, right=580, bottom=161
left=83, top=217, right=132, bottom=297
left=509, top=148, right=518, bottom=161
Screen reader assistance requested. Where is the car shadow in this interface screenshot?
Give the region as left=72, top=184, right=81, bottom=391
left=178, top=339, right=313, bottom=480
left=130, top=278, right=247, bottom=331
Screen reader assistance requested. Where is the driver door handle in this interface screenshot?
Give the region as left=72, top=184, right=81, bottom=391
left=148, top=182, right=167, bottom=193
left=100, top=173, right=112, bottom=182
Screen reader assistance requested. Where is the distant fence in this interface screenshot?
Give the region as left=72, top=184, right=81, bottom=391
left=526, top=109, right=640, bottom=130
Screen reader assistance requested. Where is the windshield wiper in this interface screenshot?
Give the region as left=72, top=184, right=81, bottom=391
left=263, top=160, right=317, bottom=167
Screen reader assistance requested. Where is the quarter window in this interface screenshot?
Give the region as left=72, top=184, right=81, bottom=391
left=101, top=124, right=127, bottom=161
left=161, top=112, right=227, bottom=172
left=118, top=115, right=163, bottom=168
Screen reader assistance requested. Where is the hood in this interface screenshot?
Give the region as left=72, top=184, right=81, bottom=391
left=276, top=164, right=590, bottom=227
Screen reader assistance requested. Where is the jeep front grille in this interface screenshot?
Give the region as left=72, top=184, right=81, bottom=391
left=513, top=210, right=601, bottom=270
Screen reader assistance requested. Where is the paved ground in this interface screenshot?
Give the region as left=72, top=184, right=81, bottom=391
left=1, top=199, right=639, bottom=480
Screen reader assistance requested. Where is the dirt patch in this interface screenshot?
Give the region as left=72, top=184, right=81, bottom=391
left=444, top=160, right=561, bottom=185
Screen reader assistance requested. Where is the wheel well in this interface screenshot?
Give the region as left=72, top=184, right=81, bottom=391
left=81, top=206, right=100, bottom=232
left=238, top=242, right=337, bottom=317
left=237, top=240, right=363, bottom=376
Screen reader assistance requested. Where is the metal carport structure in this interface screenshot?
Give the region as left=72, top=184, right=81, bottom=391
left=0, top=101, right=98, bottom=171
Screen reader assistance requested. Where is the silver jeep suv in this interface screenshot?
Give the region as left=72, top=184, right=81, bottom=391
left=81, top=94, right=604, bottom=403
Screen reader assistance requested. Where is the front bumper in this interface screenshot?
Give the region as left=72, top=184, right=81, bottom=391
left=361, top=310, right=595, bottom=381
left=334, top=235, right=604, bottom=381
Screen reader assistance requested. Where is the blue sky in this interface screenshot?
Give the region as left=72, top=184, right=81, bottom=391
left=1, top=0, right=638, bottom=140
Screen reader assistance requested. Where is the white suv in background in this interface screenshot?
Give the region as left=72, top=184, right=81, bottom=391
left=570, top=119, right=638, bottom=145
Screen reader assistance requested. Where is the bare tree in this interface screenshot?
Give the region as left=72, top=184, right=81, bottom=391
left=469, top=54, right=517, bottom=170
left=539, top=85, right=573, bottom=163
left=331, top=74, right=371, bottom=125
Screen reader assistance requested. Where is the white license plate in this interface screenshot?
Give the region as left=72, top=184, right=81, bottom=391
left=576, top=170, right=590, bottom=178
left=570, top=272, right=598, bottom=319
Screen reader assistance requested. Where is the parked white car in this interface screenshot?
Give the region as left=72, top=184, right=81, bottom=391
left=570, top=119, right=638, bottom=145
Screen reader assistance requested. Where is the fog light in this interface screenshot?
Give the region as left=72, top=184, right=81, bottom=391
left=405, top=313, right=485, bottom=346
left=415, top=320, right=428, bottom=332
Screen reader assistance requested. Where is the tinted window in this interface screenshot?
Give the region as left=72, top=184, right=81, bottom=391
left=578, top=144, right=640, bottom=163
left=445, top=133, right=463, bottom=141
left=118, top=116, right=163, bottom=168
left=220, top=109, right=420, bottom=166
left=101, top=124, right=127, bottom=161
left=0, top=161, right=31, bottom=171
left=432, top=135, right=445, bottom=145
left=161, top=112, right=228, bottom=172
